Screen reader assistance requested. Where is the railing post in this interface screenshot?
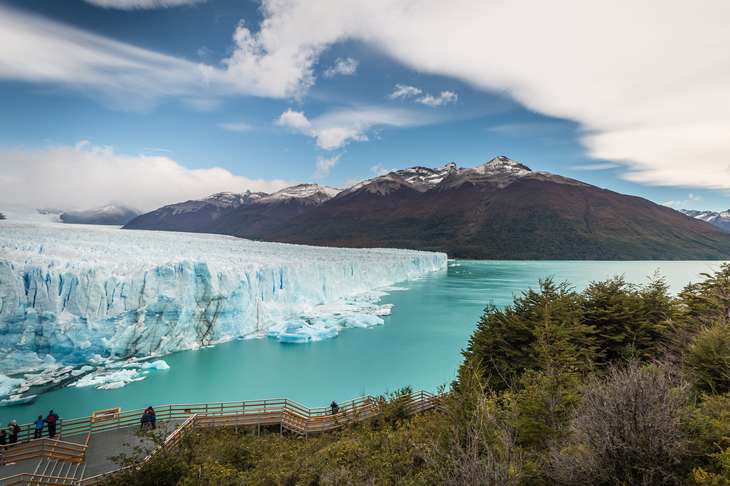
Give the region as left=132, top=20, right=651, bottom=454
left=59, top=418, right=63, bottom=440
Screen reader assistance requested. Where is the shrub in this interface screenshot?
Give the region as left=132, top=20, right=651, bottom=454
left=686, top=323, right=730, bottom=394
left=549, top=362, right=690, bottom=486
left=429, top=371, right=524, bottom=486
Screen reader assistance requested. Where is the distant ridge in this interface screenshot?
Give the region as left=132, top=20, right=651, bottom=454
left=124, top=156, right=730, bottom=260
left=680, top=209, right=730, bottom=233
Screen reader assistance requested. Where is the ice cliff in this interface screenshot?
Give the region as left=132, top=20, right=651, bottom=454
left=0, top=221, right=446, bottom=397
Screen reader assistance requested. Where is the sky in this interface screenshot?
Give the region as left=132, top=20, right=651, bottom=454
left=1, top=0, right=729, bottom=212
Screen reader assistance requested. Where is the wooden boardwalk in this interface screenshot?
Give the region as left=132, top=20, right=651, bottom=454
left=0, top=391, right=441, bottom=485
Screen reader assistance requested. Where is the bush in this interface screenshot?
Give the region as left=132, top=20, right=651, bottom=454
left=549, top=362, right=690, bottom=486
left=686, top=323, right=730, bottom=394
left=429, top=370, right=524, bottom=486
left=687, top=394, right=730, bottom=484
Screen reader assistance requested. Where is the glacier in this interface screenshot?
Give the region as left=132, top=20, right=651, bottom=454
left=0, top=220, right=446, bottom=398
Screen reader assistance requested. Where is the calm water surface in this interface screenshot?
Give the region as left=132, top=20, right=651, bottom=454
left=1, top=260, right=724, bottom=424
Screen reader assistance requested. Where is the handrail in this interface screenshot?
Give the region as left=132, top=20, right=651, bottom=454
left=6, top=392, right=433, bottom=443
left=1, top=391, right=444, bottom=485
left=0, top=437, right=88, bottom=466
left=0, top=472, right=79, bottom=485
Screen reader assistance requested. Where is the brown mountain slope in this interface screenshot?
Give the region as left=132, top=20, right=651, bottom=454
left=124, top=157, right=730, bottom=260
left=260, top=177, right=730, bottom=259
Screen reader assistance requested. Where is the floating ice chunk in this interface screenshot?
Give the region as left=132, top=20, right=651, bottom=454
left=71, top=365, right=94, bottom=377
left=73, top=368, right=143, bottom=389
left=0, top=373, right=23, bottom=398
left=140, top=359, right=170, bottom=370
left=0, top=394, right=37, bottom=407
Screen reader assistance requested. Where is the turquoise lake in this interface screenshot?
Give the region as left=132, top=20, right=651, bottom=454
left=1, top=259, right=725, bottom=425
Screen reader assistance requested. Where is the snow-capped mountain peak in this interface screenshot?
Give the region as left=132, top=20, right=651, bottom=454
left=477, top=155, right=532, bottom=175
left=258, top=183, right=341, bottom=205
left=680, top=208, right=730, bottom=233
left=205, top=192, right=250, bottom=207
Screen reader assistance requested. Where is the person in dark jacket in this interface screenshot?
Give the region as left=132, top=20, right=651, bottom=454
left=140, top=409, right=151, bottom=431
left=330, top=401, right=339, bottom=415
left=0, top=430, right=7, bottom=445
left=147, top=407, right=157, bottom=430
left=8, top=421, right=20, bottom=444
left=45, top=410, right=59, bottom=438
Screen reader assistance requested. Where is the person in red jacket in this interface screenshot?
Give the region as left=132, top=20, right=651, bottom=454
left=45, top=410, right=59, bottom=438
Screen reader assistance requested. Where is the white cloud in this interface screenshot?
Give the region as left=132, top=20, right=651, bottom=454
left=276, top=106, right=439, bottom=150
left=661, top=193, right=703, bottom=209
left=219, top=121, right=254, bottom=133
left=389, top=84, right=422, bottom=100
left=0, top=5, right=215, bottom=109
left=0, top=142, right=289, bottom=211
left=571, top=162, right=620, bottom=171
left=5, top=1, right=730, bottom=191
left=416, top=90, right=457, bottom=107
left=83, top=0, right=204, bottom=9
left=323, top=57, right=358, bottom=78
left=276, top=109, right=313, bottom=132
left=221, top=0, right=730, bottom=191
left=0, top=3, right=321, bottom=106
left=314, top=154, right=341, bottom=178
left=370, top=163, right=393, bottom=175
left=389, top=84, right=456, bottom=107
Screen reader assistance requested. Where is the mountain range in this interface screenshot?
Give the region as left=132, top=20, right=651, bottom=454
left=60, top=205, right=140, bottom=225
left=680, top=209, right=730, bottom=233
left=124, top=156, right=730, bottom=260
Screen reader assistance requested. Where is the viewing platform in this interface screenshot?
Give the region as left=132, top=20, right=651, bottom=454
left=0, top=390, right=441, bottom=485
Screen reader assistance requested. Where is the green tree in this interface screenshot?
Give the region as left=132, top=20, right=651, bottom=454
left=582, top=275, right=671, bottom=366
left=460, top=279, right=591, bottom=391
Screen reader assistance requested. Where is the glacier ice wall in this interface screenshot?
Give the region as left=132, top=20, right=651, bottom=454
left=0, top=221, right=446, bottom=377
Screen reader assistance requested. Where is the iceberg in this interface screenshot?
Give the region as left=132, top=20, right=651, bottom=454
left=0, top=220, right=446, bottom=395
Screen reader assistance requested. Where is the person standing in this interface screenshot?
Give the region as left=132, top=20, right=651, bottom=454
left=45, top=410, right=59, bottom=438
left=8, top=421, right=20, bottom=444
left=33, top=416, right=45, bottom=439
left=147, top=407, right=157, bottom=430
left=0, top=429, right=7, bottom=445
left=140, top=409, right=150, bottom=431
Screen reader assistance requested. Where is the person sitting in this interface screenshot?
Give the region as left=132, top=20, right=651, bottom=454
left=330, top=401, right=339, bottom=415
left=33, top=415, right=45, bottom=439
left=8, top=421, right=20, bottom=444
left=45, top=410, right=59, bottom=438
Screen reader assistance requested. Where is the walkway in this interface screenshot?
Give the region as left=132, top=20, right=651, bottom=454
left=0, top=390, right=441, bottom=485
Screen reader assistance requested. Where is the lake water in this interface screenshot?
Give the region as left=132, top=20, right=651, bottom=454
left=1, top=260, right=724, bottom=425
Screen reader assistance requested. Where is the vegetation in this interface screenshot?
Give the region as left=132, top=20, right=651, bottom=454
left=104, top=264, right=730, bottom=485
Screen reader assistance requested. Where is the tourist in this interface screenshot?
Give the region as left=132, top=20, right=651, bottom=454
left=330, top=401, right=339, bottom=415
left=34, top=415, right=45, bottom=439
left=0, top=430, right=7, bottom=445
left=8, top=420, right=20, bottom=444
left=45, top=410, right=59, bottom=438
left=140, top=409, right=151, bottom=431
left=147, top=407, right=157, bottom=430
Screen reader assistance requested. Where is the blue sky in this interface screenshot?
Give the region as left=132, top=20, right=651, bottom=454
left=1, top=0, right=729, bottom=211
